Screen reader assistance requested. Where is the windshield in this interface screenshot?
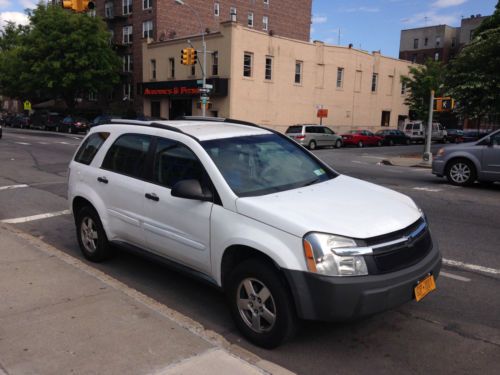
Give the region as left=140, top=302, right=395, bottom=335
left=202, top=134, right=337, bottom=197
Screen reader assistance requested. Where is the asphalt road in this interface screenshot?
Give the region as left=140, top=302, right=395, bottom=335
left=1, top=128, right=499, bottom=375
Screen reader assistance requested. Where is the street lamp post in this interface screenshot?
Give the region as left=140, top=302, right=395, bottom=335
left=423, top=89, right=435, bottom=165
left=175, top=0, right=208, bottom=117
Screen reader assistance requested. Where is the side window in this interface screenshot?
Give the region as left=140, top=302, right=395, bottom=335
left=324, top=127, right=334, bottom=134
left=153, top=138, right=205, bottom=189
left=74, top=132, right=110, bottom=165
left=102, top=133, right=152, bottom=178
left=314, top=127, right=325, bottom=134
left=305, top=127, right=314, bottom=133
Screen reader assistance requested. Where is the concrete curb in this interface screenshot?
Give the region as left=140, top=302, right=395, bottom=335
left=1, top=223, right=294, bottom=375
left=380, top=159, right=432, bottom=169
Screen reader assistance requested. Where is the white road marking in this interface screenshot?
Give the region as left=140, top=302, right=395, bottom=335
left=14, top=142, right=31, bottom=145
left=72, top=137, right=81, bottom=140
left=0, top=209, right=70, bottom=224
left=0, top=184, right=29, bottom=191
left=413, top=187, right=443, bottom=192
left=58, top=141, right=71, bottom=145
left=37, top=142, right=49, bottom=145
left=351, top=160, right=368, bottom=165
left=440, top=271, right=471, bottom=282
left=443, top=258, right=500, bottom=276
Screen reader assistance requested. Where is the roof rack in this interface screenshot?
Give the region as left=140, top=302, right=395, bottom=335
left=176, top=116, right=262, bottom=129
left=109, top=119, right=188, bottom=137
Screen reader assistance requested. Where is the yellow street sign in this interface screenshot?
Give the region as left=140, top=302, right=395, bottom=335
left=23, top=100, right=31, bottom=111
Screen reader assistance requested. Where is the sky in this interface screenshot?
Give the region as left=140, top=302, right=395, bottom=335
left=1, top=0, right=498, bottom=58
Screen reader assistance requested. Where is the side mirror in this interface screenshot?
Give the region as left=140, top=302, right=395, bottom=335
left=171, top=179, right=213, bottom=202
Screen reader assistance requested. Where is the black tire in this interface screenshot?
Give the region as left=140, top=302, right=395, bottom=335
left=227, top=258, right=297, bottom=349
left=75, top=206, right=113, bottom=262
left=67, top=126, right=73, bottom=134
left=377, top=140, right=382, bottom=147
left=308, top=140, right=317, bottom=150
left=335, top=139, right=342, bottom=148
left=389, top=139, right=394, bottom=146
left=446, top=158, right=476, bottom=186
left=405, top=138, right=411, bottom=145
left=357, top=141, right=363, bottom=148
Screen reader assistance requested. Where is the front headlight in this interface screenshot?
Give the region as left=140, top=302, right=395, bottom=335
left=303, top=233, right=369, bottom=277
left=436, top=148, right=445, bottom=157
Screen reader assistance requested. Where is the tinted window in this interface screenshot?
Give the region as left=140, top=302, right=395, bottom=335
left=413, top=124, right=421, bottom=130
left=74, top=132, right=110, bottom=165
left=324, top=127, right=334, bottom=134
left=314, top=127, right=325, bottom=134
left=202, top=134, right=336, bottom=197
left=305, top=127, right=316, bottom=133
left=153, top=138, right=205, bottom=188
left=102, top=133, right=151, bottom=178
left=286, top=126, right=303, bottom=134
left=405, top=124, right=412, bottom=130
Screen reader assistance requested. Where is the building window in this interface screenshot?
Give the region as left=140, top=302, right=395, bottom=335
left=143, top=20, right=153, bottom=39
left=424, top=37, right=428, bottom=46
left=248, top=12, right=254, bottom=27
left=191, top=64, right=196, bottom=76
left=295, top=61, right=303, bottom=84
left=122, top=0, right=132, bottom=15
left=263, top=16, right=269, bottom=31
left=469, top=29, right=475, bottom=41
left=435, top=36, right=441, bottom=47
left=143, top=0, right=152, bottom=10
left=451, top=37, right=457, bottom=48
left=122, top=26, right=133, bottom=44
left=123, top=83, right=132, bottom=100
left=243, top=52, right=253, bottom=77
left=169, top=58, right=175, bottom=78
left=150, top=59, right=156, bottom=80
left=230, top=7, right=237, bottom=21
left=401, top=81, right=407, bottom=95
left=123, top=54, right=133, bottom=72
left=105, top=2, right=113, bottom=18
left=336, top=67, right=344, bottom=88
left=371, top=73, right=378, bottom=92
left=413, top=38, right=419, bottom=49
left=434, top=52, right=439, bottom=61
left=212, top=51, right=219, bottom=76
left=214, top=2, right=220, bottom=16
left=381, top=111, right=391, bottom=127
left=265, top=56, right=273, bottom=80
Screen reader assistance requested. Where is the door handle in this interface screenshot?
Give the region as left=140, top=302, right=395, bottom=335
left=97, top=177, right=108, bottom=184
left=145, top=193, right=159, bottom=202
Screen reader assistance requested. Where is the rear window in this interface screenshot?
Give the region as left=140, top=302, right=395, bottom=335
left=405, top=124, right=412, bottom=130
left=74, top=132, right=110, bottom=165
left=285, top=126, right=303, bottom=134
left=413, top=124, right=421, bottom=130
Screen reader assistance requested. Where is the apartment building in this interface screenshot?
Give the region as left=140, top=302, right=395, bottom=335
left=399, top=14, right=489, bottom=64
left=95, top=0, right=312, bottom=110
left=141, top=22, right=412, bottom=132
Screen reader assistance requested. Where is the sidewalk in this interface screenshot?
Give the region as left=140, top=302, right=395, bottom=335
left=0, top=224, right=293, bottom=375
left=380, top=156, right=432, bottom=169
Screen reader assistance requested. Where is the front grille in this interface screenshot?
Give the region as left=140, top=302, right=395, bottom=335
left=363, top=218, right=433, bottom=274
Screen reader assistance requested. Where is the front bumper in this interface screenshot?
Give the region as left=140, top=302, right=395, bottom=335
left=283, top=242, right=441, bottom=321
left=432, top=159, right=446, bottom=176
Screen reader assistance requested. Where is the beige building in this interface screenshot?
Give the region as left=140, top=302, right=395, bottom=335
left=142, top=21, right=413, bottom=133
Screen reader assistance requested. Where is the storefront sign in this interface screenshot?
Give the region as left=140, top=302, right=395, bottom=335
left=144, top=87, right=200, bottom=96
left=141, top=78, right=228, bottom=97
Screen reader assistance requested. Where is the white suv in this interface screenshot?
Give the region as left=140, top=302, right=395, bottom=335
left=68, top=118, right=442, bottom=348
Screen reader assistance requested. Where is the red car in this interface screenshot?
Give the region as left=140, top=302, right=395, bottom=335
left=341, top=130, right=383, bottom=147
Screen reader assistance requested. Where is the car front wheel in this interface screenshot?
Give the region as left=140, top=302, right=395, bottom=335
left=308, top=140, right=317, bottom=150
left=357, top=141, right=364, bottom=148
left=335, top=139, right=342, bottom=148
left=227, top=259, right=297, bottom=349
left=446, top=159, right=476, bottom=186
left=76, top=206, right=113, bottom=262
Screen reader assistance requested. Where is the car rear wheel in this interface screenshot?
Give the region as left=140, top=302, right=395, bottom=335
left=389, top=139, right=394, bottom=146
left=357, top=141, right=364, bottom=148
left=377, top=140, right=382, bottom=147
left=308, top=140, right=317, bottom=150
left=405, top=138, right=411, bottom=145
left=335, top=139, right=342, bottom=148
left=227, top=259, right=297, bottom=349
left=446, top=159, right=476, bottom=186
left=76, top=206, right=113, bottom=262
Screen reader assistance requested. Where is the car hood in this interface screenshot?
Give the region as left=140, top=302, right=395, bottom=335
left=235, top=175, right=421, bottom=239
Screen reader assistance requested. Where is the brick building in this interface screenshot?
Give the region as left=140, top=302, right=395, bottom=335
left=95, top=0, right=312, bottom=112
left=399, top=14, right=489, bottom=64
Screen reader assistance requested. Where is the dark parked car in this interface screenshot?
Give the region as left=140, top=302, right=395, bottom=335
left=30, top=111, right=64, bottom=131
left=11, top=114, right=31, bottom=129
left=462, top=130, right=491, bottom=143
left=59, top=116, right=89, bottom=134
left=90, top=115, right=122, bottom=128
left=375, top=129, right=411, bottom=146
left=445, top=129, right=464, bottom=143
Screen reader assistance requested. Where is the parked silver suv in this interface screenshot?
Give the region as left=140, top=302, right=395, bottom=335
left=432, top=129, right=500, bottom=186
left=286, top=125, right=343, bottom=150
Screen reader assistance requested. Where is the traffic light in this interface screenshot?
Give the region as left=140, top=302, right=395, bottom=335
left=433, top=97, right=455, bottom=112
left=62, top=0, right=95, bottom=13
left=180, top=48, right=197, bottom=65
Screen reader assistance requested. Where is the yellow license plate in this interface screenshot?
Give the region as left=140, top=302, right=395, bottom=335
left=414, top=275, right=436, bottom=302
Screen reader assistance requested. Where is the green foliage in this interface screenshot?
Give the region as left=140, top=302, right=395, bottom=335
left=401, top=60, right=446, bottom=121
left=445, top=2, right=500, bottom=119
left=0, top=4, right=121, bottom=107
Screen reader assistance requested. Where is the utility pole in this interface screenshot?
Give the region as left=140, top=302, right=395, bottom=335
left=423, top=89, right=434, bottom=165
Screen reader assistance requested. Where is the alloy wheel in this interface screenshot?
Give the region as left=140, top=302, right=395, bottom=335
left=80, top=217, right=98, bottom=254
left=449, top=163, right=471, bottom=184
left=237, top=278, right=277, bottom=334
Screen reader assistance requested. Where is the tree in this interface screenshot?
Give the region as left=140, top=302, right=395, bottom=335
left=445, top=1, right=500, bottom=126
left=401, top=60, right=446, bottom=121
left=0, top=3, right=121, bottom=108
